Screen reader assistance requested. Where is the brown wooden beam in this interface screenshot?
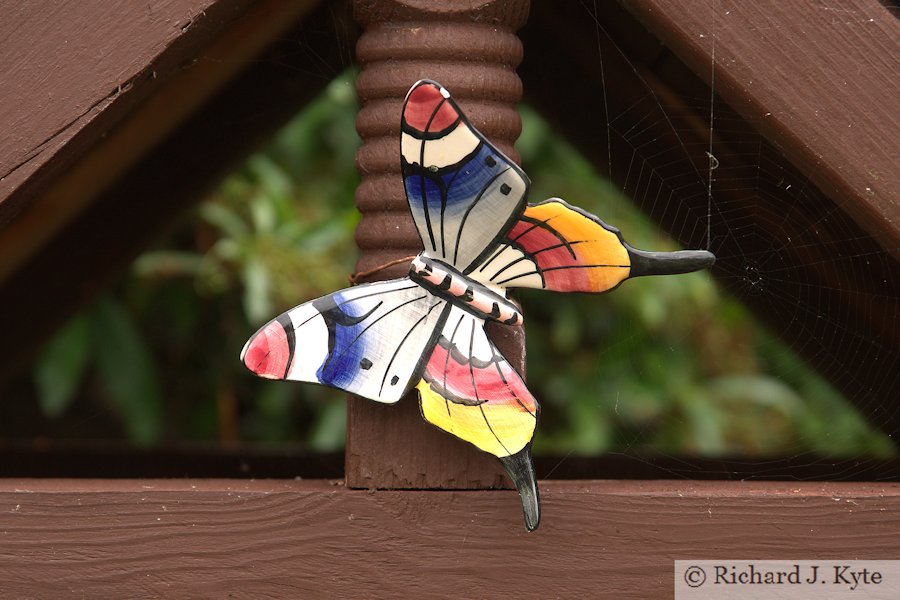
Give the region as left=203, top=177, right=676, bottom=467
left=346, top=0, right=530, bottom=490
left=1, top=479, right=898, bottom=598
left=626, top=0, right=900, bottom=255
left=0, top=0, right=312, bottom=280
left=0, top=0, right=356, bottom=379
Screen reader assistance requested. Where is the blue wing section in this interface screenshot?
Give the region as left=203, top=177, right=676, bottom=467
left=401, top=81, right=529, bottom=273
left=241, top=279, right=449, bottom=403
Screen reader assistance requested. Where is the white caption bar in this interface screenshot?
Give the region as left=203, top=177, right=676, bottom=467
left=675, top=560, right=900, bottom=600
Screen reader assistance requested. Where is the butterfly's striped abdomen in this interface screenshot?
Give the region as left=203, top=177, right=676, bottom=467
left=409, top=254, right=521, bottom=326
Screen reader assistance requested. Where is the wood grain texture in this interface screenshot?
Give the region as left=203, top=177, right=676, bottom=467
left=626, top=0, right=899, bottom=254
left=0, top=0, right=249, bottom=271
left=347, top=0, right=529, bottom=490
left=0, top=479, right=898, bottom=599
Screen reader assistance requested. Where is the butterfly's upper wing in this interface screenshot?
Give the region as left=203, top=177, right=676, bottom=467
left=470, top=198, right=633, bottom=293
left=242, top=279, right=449, bottom=403
left=401, top=80, right=529, bottom=273
left=472, top=198, right=716, bottom=293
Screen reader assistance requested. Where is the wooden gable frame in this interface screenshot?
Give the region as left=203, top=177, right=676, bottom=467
left=0, top=1, right=897, bottom=597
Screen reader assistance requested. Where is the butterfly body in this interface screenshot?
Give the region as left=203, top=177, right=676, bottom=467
left=242, top=80, right=716, bottom=531
left=409, top=253, right=522, bottom=326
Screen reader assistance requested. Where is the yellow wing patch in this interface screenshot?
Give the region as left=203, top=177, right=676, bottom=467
left=485, top=200, right=631, bottom=292
left=417, top=380, right=536, bottom=458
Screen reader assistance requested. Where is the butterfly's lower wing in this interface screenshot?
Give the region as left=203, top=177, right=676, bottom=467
left=415, top=305, right=540, bottom=530
left=401, top=80, right=529, bottom=272
left=241, top=279, right=449, bottom=403
left=472, top=198, right=715, bottom=292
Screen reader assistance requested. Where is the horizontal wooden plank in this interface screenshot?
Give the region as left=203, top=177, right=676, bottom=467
left=1, top=479, right=898, bottom=598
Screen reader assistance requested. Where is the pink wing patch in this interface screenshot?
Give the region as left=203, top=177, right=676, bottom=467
left=415, top=310, right=538, bottom=458
left=402, top=81, right=459, bottom=134
left=423, top=339, right=534, bottom=411
left=483, top=200, right=632, bottom=293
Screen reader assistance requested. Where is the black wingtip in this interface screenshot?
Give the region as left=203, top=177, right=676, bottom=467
left=626, top=246, right=716, bottom=277
left=500, top=446, right=540, bottom=532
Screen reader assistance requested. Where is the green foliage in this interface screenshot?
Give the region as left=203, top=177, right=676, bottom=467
left=34, top=316, right=91, bottom=418
left=33, top=296, right=162, bottom=446
left=29, top=74, right=893, bottom=460
left=516, top=105, right=894, bottom=458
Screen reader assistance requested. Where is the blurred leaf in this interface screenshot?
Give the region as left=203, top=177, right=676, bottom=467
left=307, top=399, right=347, bottom=452
left=242, top=256, right=271, bottom=324
left=92, top=297, right=162, bottom=446
left=133, top=251, right=204, bottom=279
left=199, top=203, right=248, bottom=239
left=34, top=316, right=92, bottom=418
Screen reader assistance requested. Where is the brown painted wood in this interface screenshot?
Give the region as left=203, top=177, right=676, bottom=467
left=1, top=0, right=250, bottom=277
left=519, top=0, right=900, bottom=437
left=0, top=0, right=354, bottom=380
left=626, top=0, right=900, bottom=254
left=346, top=0, right=530, bottom=490
left=0, top=478, right=898, bottom=599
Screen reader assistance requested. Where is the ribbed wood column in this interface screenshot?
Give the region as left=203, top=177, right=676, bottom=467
left=347, top=0, right=530, bottom=489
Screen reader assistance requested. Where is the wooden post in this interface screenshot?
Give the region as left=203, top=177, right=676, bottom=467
left=346, top=0, right=530, bottom=489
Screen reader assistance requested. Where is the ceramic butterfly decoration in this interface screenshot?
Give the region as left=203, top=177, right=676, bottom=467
left=241, top=80, right=715, bottom=531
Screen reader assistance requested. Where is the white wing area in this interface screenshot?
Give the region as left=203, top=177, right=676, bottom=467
left=470, top=243, right=544, bottom=289
left=241, top=279, right=448, bottom=403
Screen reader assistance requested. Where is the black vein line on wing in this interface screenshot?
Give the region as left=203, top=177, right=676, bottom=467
left=520, top=214, right=576, bottom=258
left=285, top=283, right=420, bottom=332
left=401, top=116, right=461, bottom=140
left=417, top=98, right=448, bottom=252
left=467, top=318, right=481, bottom=405
left=533, top=239, right=591, bottom=257
left=508, top=213, right=560, bottom=244
left=493, top=263, right=629, bottom=287
left=477, top=242, right=511, bottom=274
left=492, top=270, right=543, bottom=287
left=489, top=255, right=529, bottom=283
left=438, top=142, right=483, bottom=259
left=490, top=346, right=536, bottom=418
left=335, top=294, right=427, bottom=365
left=476, top=212, right=568, bottom=276
left=541, top=263, right=630, bottom=272
left=465, top=320, right=508, bottom=454
left=378, top=299, right=445, bottom=394
left=470, top=320, right=510, bottom=453
left=442, top=311, right=467, bottom=417
left=474, top=243, right=537, bottom=294
left=487, top=239, right=591, bottom=282
left=452, top=167, right=510, bottom=266
left=479, top=405, right=510, bottom=455
left=418, top=165, right=436, bottom=252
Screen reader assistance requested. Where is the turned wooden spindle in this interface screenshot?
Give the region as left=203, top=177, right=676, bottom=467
left=347, top=0, right=530, bottom=490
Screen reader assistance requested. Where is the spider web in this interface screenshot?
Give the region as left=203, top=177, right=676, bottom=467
left=520, top=0, right=898, bottom=478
